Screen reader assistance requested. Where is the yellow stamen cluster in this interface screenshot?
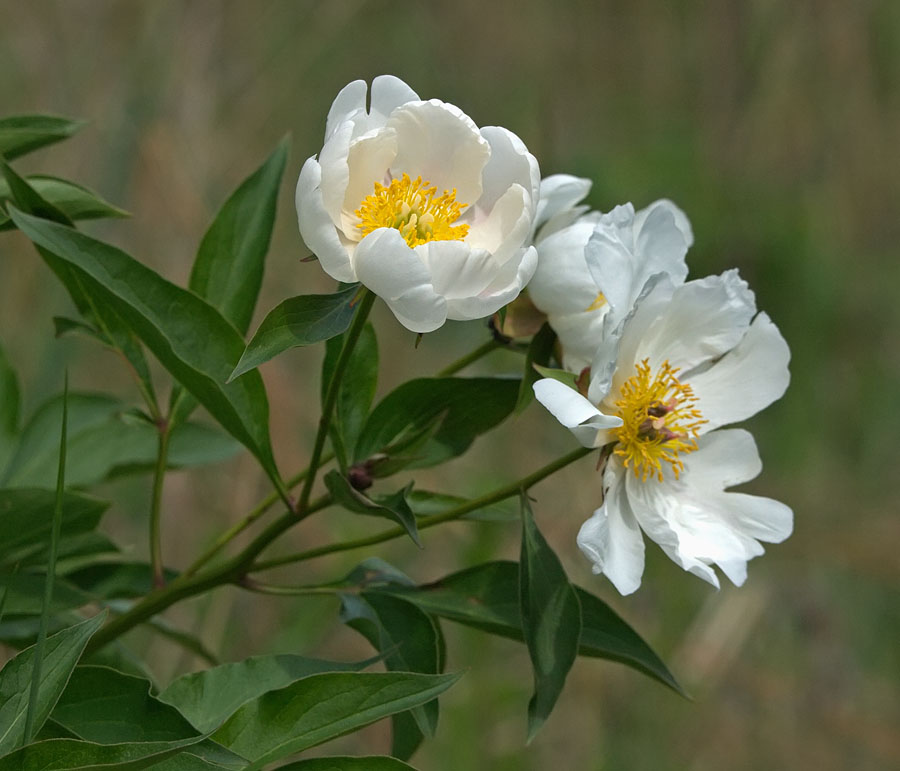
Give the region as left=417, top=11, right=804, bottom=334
left=585, top=291, right=607, bottom=312
left=613, top=359, right=707, bottom=482
left=355, top=173, right=469, bottom=248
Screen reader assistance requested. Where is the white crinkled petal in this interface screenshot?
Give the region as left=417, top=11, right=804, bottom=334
left=477, top=126, right=540, bottom=216
left=636, top=269, right=757, bottom=374
left=325, top=79, right=367, bottom=141
left=688, top=312, right=791, bottom=431
left=353, top=228, right=447, bottom=333
left=340, top=128, right=398, bottom=237
left=387, top=100, right=490, bottom=205
left=369, top=75, right=419, bottom=127
left=584, top=226, right=636, bottom=318
left=577, top=461, right=646, bottom=595
left=533, top=378, right=621, bottom=448
left=633, top=201, right=690, bottom=285
left=295, top=157, right=356, bottom=283
left=633, top=198, right=694, bottom=249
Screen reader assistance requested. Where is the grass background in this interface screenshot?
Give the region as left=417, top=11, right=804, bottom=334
left=1, top=1, right=899, bottom=768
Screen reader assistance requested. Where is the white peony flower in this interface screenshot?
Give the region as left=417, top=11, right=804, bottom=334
left=528, top=179, right=693, bottom=372
left=533, top=270, right=792, bottom=594
left=295, top=75, right=541, bottom=333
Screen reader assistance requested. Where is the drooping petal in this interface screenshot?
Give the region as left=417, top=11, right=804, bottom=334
left=325, top=79, right=367, bottom=141
left=635, top=269, right=757, bottom=374
left=296, top=157, right=356, bottom=283
left=387, top=100, right=490, bottom=204
left=688, top=312, right=791, bottom=431
left=533, top=378, right=622, bottom=447
left=477, top=126, right=540, bottom=216
left=577, top=461, right=646, bottom=595
left=369, top=75, right=420, bottom=127
left=353, top=228, right=446, bottom=333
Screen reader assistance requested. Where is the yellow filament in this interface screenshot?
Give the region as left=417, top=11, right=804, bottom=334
left=613, top=359, right=707, bottom=482
left=355, top=173, right=469, bottom=248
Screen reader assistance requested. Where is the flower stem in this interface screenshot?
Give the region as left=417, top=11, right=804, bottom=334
left=436, top=338, right=502, bottom=377
left=150, top=421, right=171, bottom=588
left=250, top=444, right=594, bottom=573
left=296, top=289, right=375, bottom=516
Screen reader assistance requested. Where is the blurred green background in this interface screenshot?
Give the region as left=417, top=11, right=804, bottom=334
left=1, top=1, right=898, bottom=769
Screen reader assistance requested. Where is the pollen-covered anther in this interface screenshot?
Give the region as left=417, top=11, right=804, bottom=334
left=355, top=173, right=470, bottom=248
left=613, top=359, right=707, bottom=482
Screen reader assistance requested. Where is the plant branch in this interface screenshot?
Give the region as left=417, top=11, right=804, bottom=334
left=436, top=338, right=502, bottom=377
left=296, top=289, right=375, bottom=515
left=250, top=445, right=594, bottom=573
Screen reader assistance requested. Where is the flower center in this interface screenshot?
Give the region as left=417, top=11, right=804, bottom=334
left=613, top=359, right=707, bottom=482
left=355, top=173, right=469, bottom=248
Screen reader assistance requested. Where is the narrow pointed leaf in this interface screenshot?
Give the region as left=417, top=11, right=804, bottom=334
left=8, top=208, right=281, bottom=488
left=324, top=471, right=420, bottom=546
left=0, top=612, right=105, bottom=754
left=0, top=339, right=19, bottom=472
left=0, top=115, right=84, bottom=160
left=381, top=561, right=682, bottom=694
left=189, top=139, right=288, bottom=334
left=158, top=653, right=369, bottom=734
left=0, top=175, right=127, bottom=230
left=519, top=494, right=582, bottom=741
left=230, top=284, right=360, bottom=380
left=0, top=736, right=204, bottom=771
left=211, top=671, right=461, bottom=770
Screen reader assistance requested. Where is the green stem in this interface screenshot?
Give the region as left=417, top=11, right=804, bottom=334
left=150, top=423, right=171, bottom=588
left=251, top=445, right=594, bottom=573
left=296, top=289, right=375, bottom=515
left=436, top=338, right=502, bottom=377
left=85, top=493, right=334, bottom=654
left=239, top=577, right=339, bottom=597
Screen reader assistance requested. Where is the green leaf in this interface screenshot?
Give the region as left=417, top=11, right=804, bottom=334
left=321, top=322, right=378, bottom=470
left=340, top=592, right=442, bottom=739
left=0, top=115, right=84, bottom=160
left=0, top=175, right=128, bottom=231
left=382, top=561, right=682, bottom=694
left=0, top=488, right=108, bottom=567
left=532, top=364, right=577, bottom=389
left=406, top=489, right=518, bottom=522
left=66, top=563, right=177, bottom=600
left=0, top=339, right=19, bottom=471
left=158, top=653, right=369, bottom=734
left=515, top=322, right=557, bottom=413
left=0, top=572, right=92, bottom=615
left=50, top=665, right=199, bottom=743
left=0, top=166, right=158, bottom=417
left=230, top=284, right=360, bottom=380
left=276, top=758, right=418, bottom=771
left=189, top=139, right=288, bottom=335
left=355, top=377, right=520, bottom=469
left=519, top=494, right=581, bottom=742
left=8, top=208, right=282, bottom=490
left=324, top=471, right=420, bottom=547
left=0, top=612, right=105, bottom=754
left=0, top=736, right=204, bottom=771
left=211, top=671, right=461, bottom=770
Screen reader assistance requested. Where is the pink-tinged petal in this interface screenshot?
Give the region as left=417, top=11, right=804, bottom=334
left=387, top=100, right=490, bottom=205
left=353, top=227, right=447, bottom=333
left=340, top=127, right=398, bottom=237
left=295, top=157, right=356, bottom=283
left=637, top=269, right=757, bottom=374
left=477, top=126, right=540, bottom=216
left=688, top=312, right=791, bottom=431
left=577, top=462, right=646, bottom=595
left=369, top=75, right=419, bottom=125
left=325, top=79, right=367, bottom=140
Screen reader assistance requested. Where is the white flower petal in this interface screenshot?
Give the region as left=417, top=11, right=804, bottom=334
left=633, top=198, right=694, bottom=249
left=369, top=75, right=420, bottom=126
left=688, top=312, right=791, bottom=431
left=447, top=245, right=538, bottom=321
left=632, top=201, right=690, bottom=285
left=636, top=269, right=757, bottom=374
left=577, top=462, right=646, bottom=595
left=466, top=183, right=531, bottom=262
left=295, top=157, right=356, bottom=283
left=325, top=79, right=367, bottom=141
left=387, top=100, right=490, bottom=205
left=353, top=228, right=446, bottom=333
left=533, top=378, right=621, bottom=447
left=317, top=120, right=354, bottom=228
left=680, top=429, right=763, bottom=489
left=416, top=240, right=495, bottom=299
left=534, top=174, right=592, bottom=233
left=340, top=127, right=398, bottom=237
left=477, top=126, right=540, bottom=216
left=530, top=220, right=598, bottom=315
left=584, top=225, right=637, bottom=317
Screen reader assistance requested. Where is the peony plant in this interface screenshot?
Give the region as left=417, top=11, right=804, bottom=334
left=0, top=77, right=790, bottom=768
